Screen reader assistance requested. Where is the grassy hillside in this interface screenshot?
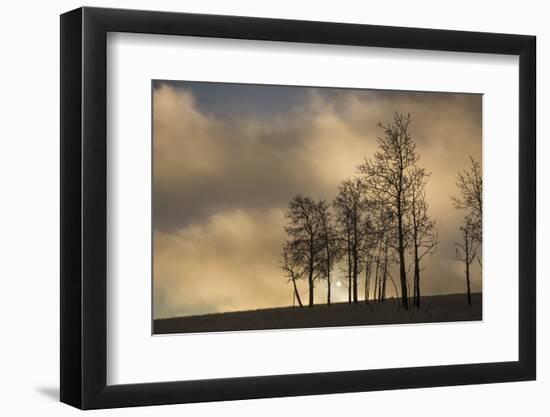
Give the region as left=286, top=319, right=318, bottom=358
left=154, top=292, right=482, bottom=335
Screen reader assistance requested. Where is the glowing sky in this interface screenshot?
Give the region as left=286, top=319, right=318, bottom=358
left=153, top=80, right=482, bottom=319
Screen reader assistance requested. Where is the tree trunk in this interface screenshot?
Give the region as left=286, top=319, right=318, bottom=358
left=374, top=242, right=381, bottom=302
left=411, top=194, right=419, bottom=308
left=381, top=241, right=388, bottom=302
left=292, top=277, right=303, bottom=308
left=397, top=200, right=409, bottom=310
left=308, top=273, right=314, bottom=307
left=308, top=238, right=314, bottom=307
left=326, top=253, right=331, bottom=306
left=352, top=216, right=359, bottom=303
left=352, top=247, right=358, bottom=303
left=347, top=231, right=352, bottom=304
left=413, top=244, right=420, bottom=308
left=364, top=261, right=370, bottom=304
left=466, top=261, right=471, bottom=306
left=465, top=228, right=472, bottom=307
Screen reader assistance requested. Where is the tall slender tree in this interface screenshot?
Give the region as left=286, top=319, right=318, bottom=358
left=455, top=218, right=478, bottom=306
left=358, top=113, right=419, bottom=309
left=361, top=216, right=378, bottom=303
left=375, top=206, right=395, bottom=303
left=316, top=200, right=340, bottom=305
left=333, top=178, right=371, bottom=303
left=408, top=167, right=438, bottom=308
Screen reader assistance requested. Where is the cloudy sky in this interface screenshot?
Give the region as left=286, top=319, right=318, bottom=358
left=152, top=80, right=482, bottom=319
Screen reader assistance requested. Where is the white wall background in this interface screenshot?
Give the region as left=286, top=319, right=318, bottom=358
left=0, top=0, right=545, bottom=415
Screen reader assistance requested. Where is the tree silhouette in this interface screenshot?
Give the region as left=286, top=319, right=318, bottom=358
left=408, top=167, right=438, bottom=308
left=361, top=215, right=379, bottom=303
left=333, top=178, right=371, bottom=303
left=452, top=156, right=482, bottom=245
left=277, top=112, right=473, bottom=313
left=455, top=218, right=478, bottom=306
left=281, top=241, right=304, bottom=308
left=358, top=113, right=419, bottom=309
left=284, top=195, right=323, bottom=307
left=316, top=200, right=341, bottom=305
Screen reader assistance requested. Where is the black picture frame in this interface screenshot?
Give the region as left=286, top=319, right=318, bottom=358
left=60, top=6, right=536, bottom=410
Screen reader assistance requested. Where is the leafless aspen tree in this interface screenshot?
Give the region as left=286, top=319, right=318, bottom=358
left=455, top=218, right=478, bottom=306
left=408, top=167, right=438, bottom=308
left=316, top=200, right=341, bottom=305
left=333, top=178, right=371, bottom=303
left=452, top=156, right=482, bottom=245
left=284, top=195, right=324, bottom=307
left=281, top=242, right=305, bottom=308
left=358, top=113, right=419, bottom=309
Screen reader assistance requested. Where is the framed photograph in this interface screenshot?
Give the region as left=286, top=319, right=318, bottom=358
left=60, top=6, right=536, bottom=409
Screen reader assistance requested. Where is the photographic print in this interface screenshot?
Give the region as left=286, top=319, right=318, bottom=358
left=152, top=81, right=482, bottom=335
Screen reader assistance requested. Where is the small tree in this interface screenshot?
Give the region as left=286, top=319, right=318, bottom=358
left=455, top=218, right=478, bottom=306
left=284, top=195, right=323, bottom=307
left=281, top=242, right=304, bottom=308
left=452, top=156, right=482, bottom=245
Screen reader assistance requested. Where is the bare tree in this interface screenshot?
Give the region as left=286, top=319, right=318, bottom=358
left=284, top=195, right=323, bottom=307
left=358, top=113, right=419, bottom=309
left=455, top=218, right=478, bottom=306
left=281, top=242, right=304, bottom=308
left=373, top=237, right=385, bottom=302
left=452, top=156, right=482, bottom=245
left=408, top=167, right=438, bottom=308
left=333, top=178, right=371, bottom=303
left=316, top=200, right=341, bottom=305
left=361, top=216, right=378, bottom=303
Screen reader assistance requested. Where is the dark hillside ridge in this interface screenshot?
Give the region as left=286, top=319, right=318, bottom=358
left=154, top=292, right=482, bottom=334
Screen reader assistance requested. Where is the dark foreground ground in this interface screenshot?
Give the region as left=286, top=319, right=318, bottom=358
left=154, top=293, right=482, bottom=334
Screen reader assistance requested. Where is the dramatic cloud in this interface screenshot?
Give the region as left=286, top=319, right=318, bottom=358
left=153, top=81, right=482, bottom=319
